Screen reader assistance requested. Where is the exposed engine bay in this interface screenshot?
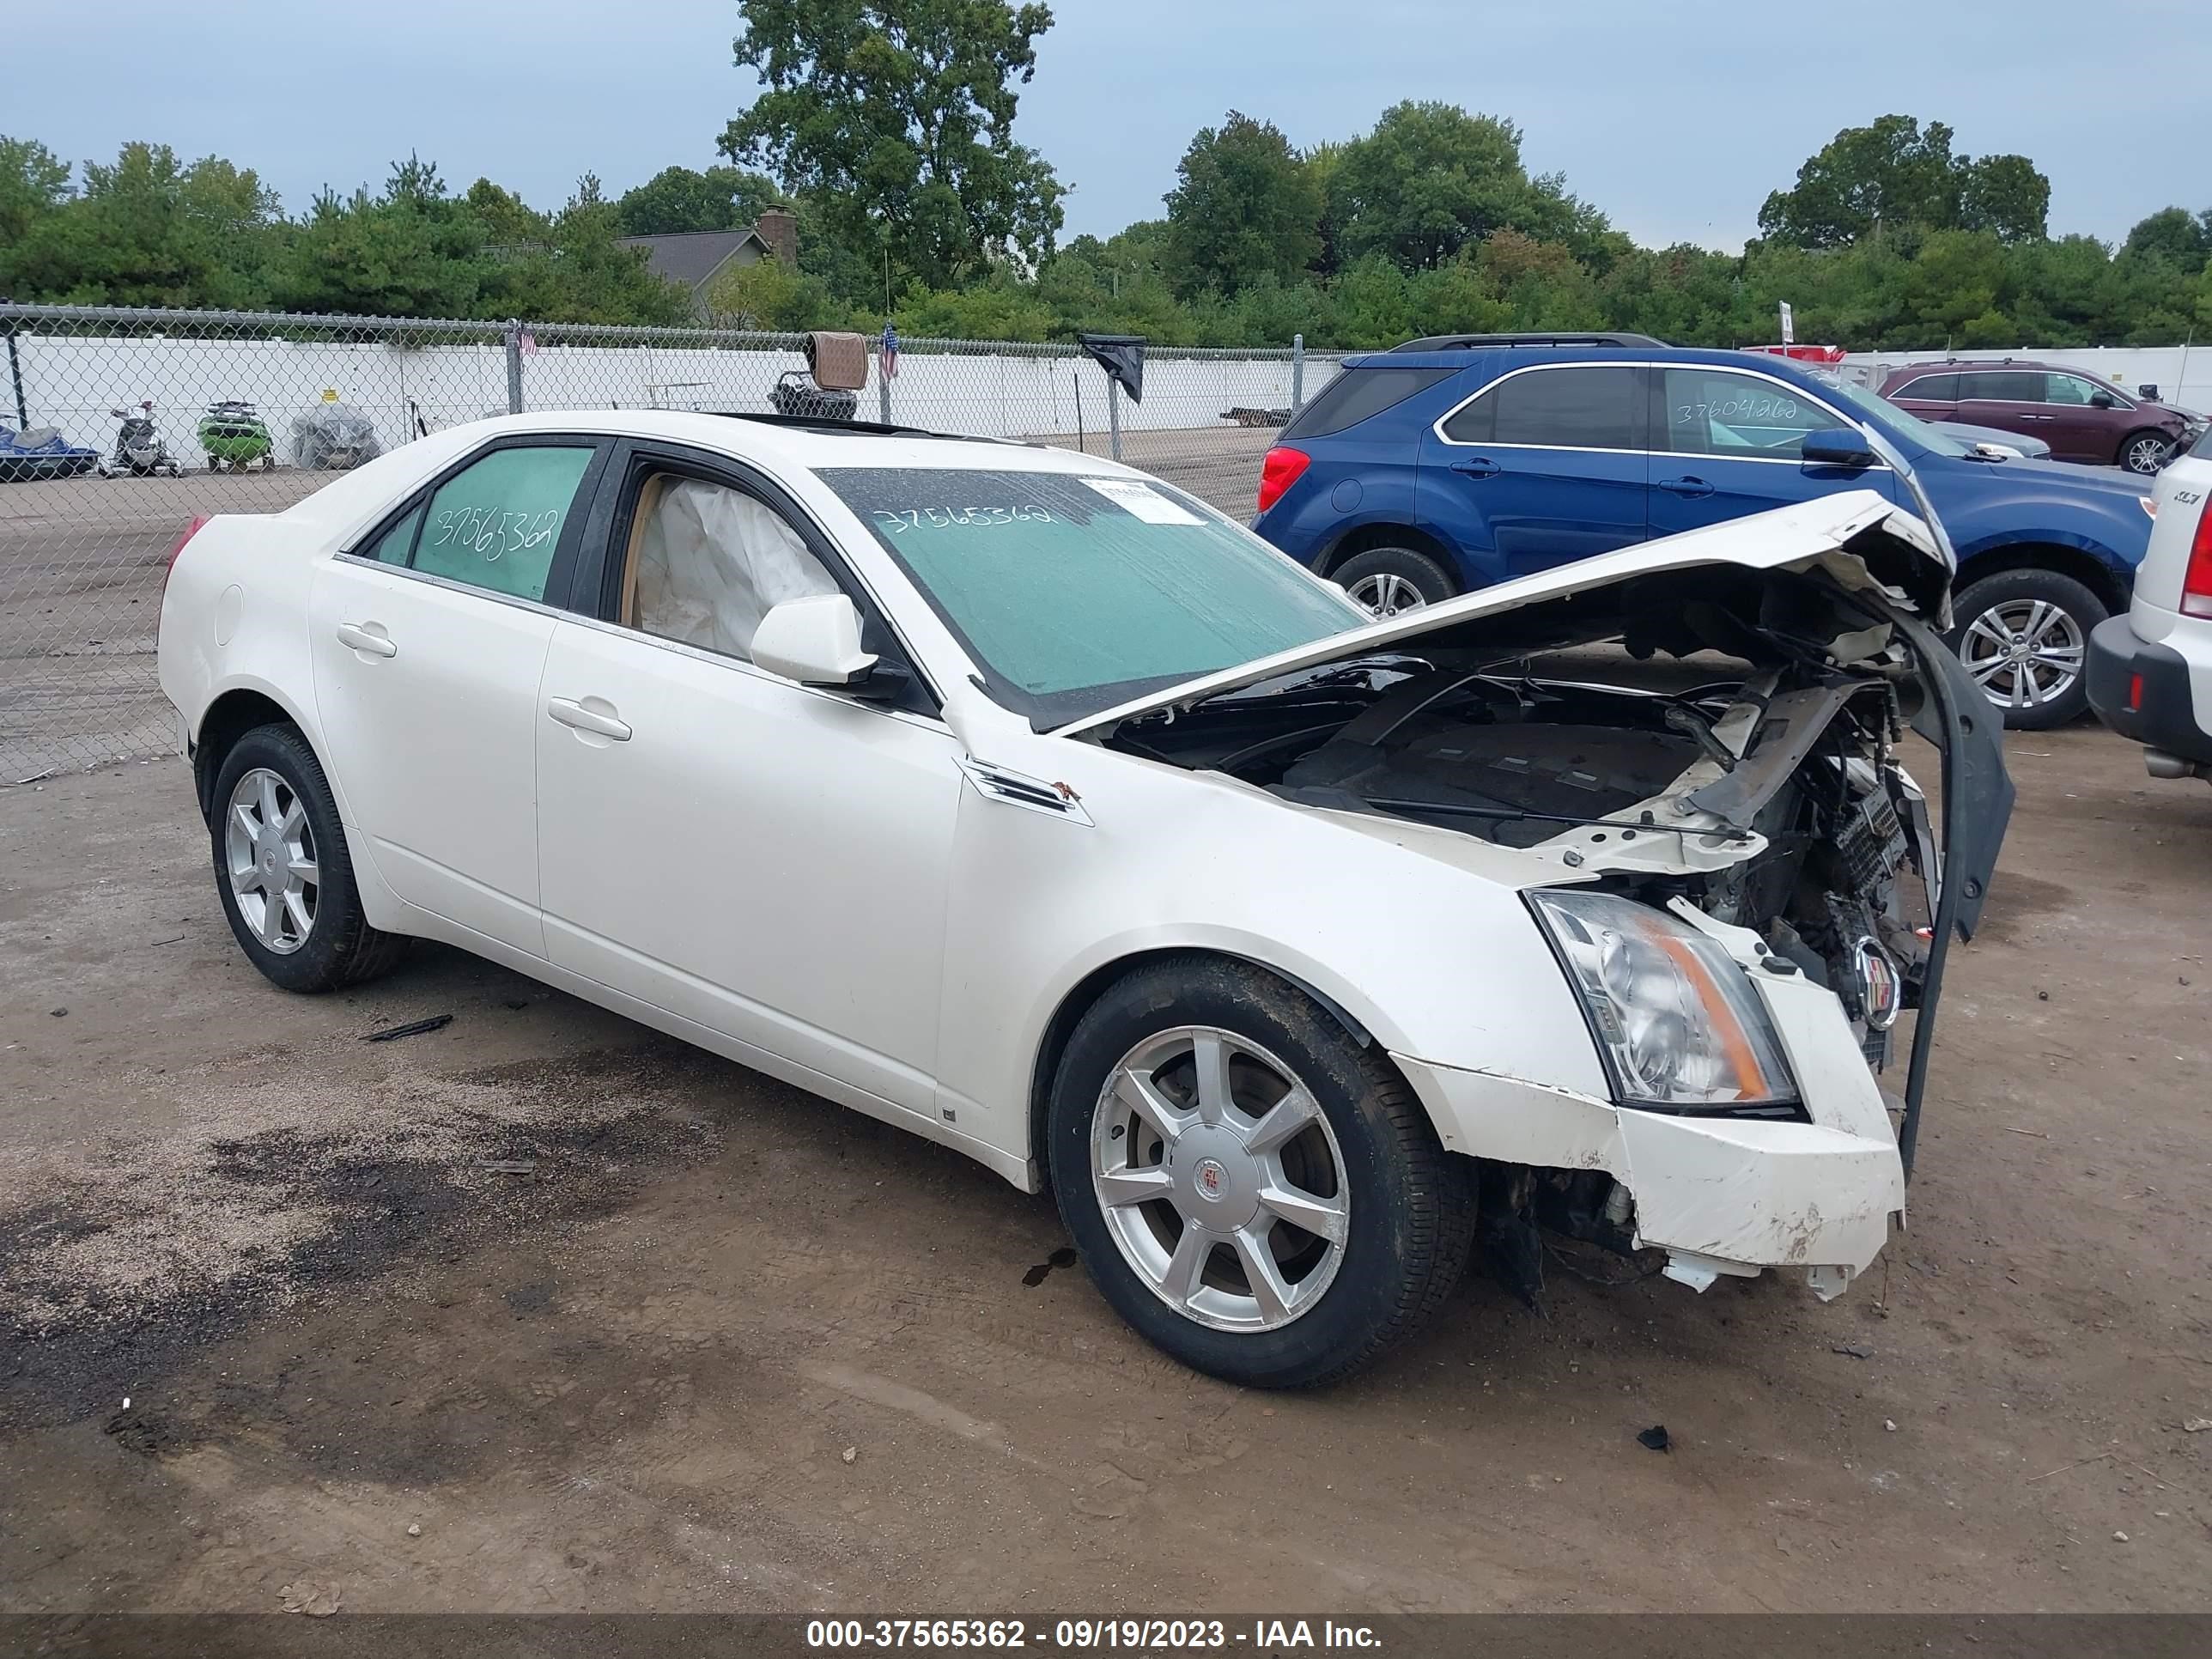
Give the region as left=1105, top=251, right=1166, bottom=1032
left=1098, top=556, right=2008, bottom=1297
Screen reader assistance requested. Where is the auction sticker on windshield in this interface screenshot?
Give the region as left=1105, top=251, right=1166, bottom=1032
left=1079, top=477, right=1204, bottom=525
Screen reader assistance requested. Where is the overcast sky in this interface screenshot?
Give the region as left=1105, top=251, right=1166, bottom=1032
left=12, top=1, right=2197, bottom=252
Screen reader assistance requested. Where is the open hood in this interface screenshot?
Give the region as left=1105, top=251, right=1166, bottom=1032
left=1054, top=490, right=1947, bottom=739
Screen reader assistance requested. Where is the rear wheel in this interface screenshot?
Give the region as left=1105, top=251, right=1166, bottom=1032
left=2119, top=430, right=2172, bottom=476
left=1048, top=957, right=1475, bottom=1389
left=1333, top=546, right=1456, bottom=617
left=1948, top=568, right=2106, bottom=730
left=210, top=725, right=408, bottom=993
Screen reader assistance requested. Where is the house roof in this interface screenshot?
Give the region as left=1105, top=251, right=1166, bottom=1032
left=616, top=228, right=769, bottom=292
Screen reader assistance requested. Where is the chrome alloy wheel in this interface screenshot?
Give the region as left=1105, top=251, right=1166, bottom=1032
left=1091, top=1026, right=1350, bottom=1332
left=1958, top=598, right=2086, bottom=712
left=1343, top=571, right=1429, bottom=617
left=2124, top=434, right=2171, bottom=475
left=225, top=767, right=318, bottom=954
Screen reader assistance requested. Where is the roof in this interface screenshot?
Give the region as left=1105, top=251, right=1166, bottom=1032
left=1389, top=331, right=1668, bottom=351
left=615, top=228, right=769, bottom=292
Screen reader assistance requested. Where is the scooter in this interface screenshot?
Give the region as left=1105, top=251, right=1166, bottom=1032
left=102, top=402, right=184, bottom=477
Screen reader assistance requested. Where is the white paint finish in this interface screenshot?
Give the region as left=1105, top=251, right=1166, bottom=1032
left=306, top=557, right=553, bottom=954
left=156, top=409, right=1934, bottom=1314
left=2123, top=456, right=2212, bottom=730
left=534, top=618, right=960, bottom=1115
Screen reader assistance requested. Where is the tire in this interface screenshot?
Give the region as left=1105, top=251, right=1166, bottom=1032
left=210, top=724, right=408, bottom=994
left=2119, top=430, right=2173, bottom=476
left=1948, top=568, right=2107, bottom=731
left=1332, top=546, right=1457, bottom=617
left=1047, top=957, right=1475, bottom=1389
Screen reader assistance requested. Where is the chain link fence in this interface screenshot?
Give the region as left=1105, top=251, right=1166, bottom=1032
left=0, top=303, right=1344, bottom=781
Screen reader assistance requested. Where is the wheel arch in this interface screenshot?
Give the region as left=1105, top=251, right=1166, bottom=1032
left=1025, top=946, right=1379, bottom=1188
left=1315, top=520, right=1462, bottom=586
left=1954, top=540, right=2129, bottom=617
left=191, top=683, right=320, bottom=826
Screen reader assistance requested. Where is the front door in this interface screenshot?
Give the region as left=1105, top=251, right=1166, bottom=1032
left=1646, top=365, right=1897, bottom=538
left=533, top=457, right=960, bottom=1116
left=307, top=437, right=605, bottom=954
left=1419, top=362, right=1648, bottom=584
left=2039, top=371, right=2118, bottom=464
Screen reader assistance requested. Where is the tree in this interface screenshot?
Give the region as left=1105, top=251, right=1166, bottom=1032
left=275, top=158, right=495, bottom=319
left=0, top=134, right=70, bottom=251
left=617, top=164, right=782, bottom=236
left=1330, top=103, right=1548, bottom=270
left=1160, top=112, right=1322, bottom=300
left=1959, top=153, right=2050, bottom=242
left=464, top=178, right=551, bottom=247
left=2122, top=206, right=2212, bottom=272
left=494, top=174, right=696, bottom=326
left=717, top=1, right=1065, bottom=292
left=1758, top=115, right=2050, bottom=249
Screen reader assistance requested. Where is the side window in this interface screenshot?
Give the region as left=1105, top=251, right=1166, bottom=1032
left=1452, top=366, right=1638, bottom=448
left=412, top=445, right=596, bottom=602
left=1661, top=369, right=1834, bottom=459
left=1960, top=370, right=2036, bottom=403
left=621, top=473, right=839, bottom=663
left=359, top=504, right=422, bottom=565
left=1896, top=373, right=1958, bottom=402
left=2045, top=374, right=2100, bottom=406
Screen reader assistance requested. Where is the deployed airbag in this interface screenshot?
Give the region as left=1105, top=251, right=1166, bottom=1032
left=635, top=478, right=839, bottom=660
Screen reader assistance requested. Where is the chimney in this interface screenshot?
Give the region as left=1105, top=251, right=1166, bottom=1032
left=757, top=206, right=798, bottom=267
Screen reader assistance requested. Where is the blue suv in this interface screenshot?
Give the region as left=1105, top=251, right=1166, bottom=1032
left=1252, top=335, right=2156, bottom=728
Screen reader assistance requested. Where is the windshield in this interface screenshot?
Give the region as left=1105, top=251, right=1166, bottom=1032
left=1824, top=377, right=1972, bottom=459
left=818, top=465, right=1366, bottom=725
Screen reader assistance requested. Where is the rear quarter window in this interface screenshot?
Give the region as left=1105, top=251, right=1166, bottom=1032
left=1279, top=366, right=1460, bottom=441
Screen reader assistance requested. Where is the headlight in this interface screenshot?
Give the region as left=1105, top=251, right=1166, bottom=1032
left=1528, top=889, right=1797, bottom=1110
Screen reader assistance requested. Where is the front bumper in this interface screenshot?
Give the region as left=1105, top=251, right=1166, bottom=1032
left=1393, top=952, right=1905, bottom=1299
left=2086, top=612, right=2212, bottom=768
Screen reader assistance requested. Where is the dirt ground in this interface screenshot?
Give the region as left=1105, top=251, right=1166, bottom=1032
left=1, top=726, right=2208, bottom=1615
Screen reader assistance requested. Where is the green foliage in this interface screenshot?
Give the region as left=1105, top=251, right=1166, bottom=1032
left=617, top=164, right=782, bottom=236
left=1759, top=115, right=2049, bottom=247
left=718, top=0, right=1065, bottom=293
left=1333, top=103, right=1570, bottom=270
left=703, top=248, right=852, bottom=330
left=1162, top=112, right=1322, bottom=300
left=0, top=135, right=72, bottom=250
left=492, top=175, right=696, bottom=326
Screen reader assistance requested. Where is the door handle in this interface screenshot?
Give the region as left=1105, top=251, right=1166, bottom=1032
left=547, top=696, right=632, bottom=741
left=1449, top=457, right=1500, bottom=477
left=1656, top=476, right=1715, bottom=499
left=335, top=622, right=397, bottom=658
left=2021, top=413, right=2056, bottom=422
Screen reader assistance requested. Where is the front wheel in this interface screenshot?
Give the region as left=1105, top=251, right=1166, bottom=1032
left=1948, top=568, right=2107, bottom=730
left=1048, top=957, right=1475, bottom=1389
left=210, top=724, right=408, bottom=993
left=2120, top=430, right=2173, bottom=476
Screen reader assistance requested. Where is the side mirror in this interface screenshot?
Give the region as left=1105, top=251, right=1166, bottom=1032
left=751, top=593, right=878, bottom=687
left=2139, top=384, right=2160, bottom=399
left=2089, top=391, right=2116, bottom=410
left=1802, top=428, right=1878, bottom=469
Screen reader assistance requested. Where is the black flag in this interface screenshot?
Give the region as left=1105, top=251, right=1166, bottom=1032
left=1077, top=333, right=1146, bottom=403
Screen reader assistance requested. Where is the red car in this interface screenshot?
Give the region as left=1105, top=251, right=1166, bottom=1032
left=1879, top=359, right=2198, bottom=476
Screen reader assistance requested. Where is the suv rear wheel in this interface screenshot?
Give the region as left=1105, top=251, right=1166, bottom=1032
left=1333, top=546, right=1456, bottom=617
left=1948, top=568, right=2107, bottom=730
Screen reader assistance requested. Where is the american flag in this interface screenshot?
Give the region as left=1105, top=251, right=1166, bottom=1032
left=878, top=323, right=899, bottom=381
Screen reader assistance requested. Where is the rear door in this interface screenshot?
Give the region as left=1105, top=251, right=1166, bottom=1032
left=1418, top=362, right=1648, bottom=583
left=1957, top=369, right=2049, bottom=449
left=307, top=435, right=607, bottom=955
left=1647, top=364, right=1896, bottom=538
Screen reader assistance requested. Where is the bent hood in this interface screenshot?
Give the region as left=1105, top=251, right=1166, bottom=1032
left=1055, top=489, right=1947, bottom=738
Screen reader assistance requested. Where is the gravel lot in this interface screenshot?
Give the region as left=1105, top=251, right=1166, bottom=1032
left=0, top=724, right=2207, bottom=1614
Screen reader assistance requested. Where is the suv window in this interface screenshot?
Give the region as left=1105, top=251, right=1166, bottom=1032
left=1893, top=372, right=1959, bottom=402
left=411, top=445, right=597, bottom=602
left=1279, top=365, right=1458, bottom=441
left=1661, top=368, right=1837, bottom=459
left=1959, top=370, right=2041, bottom=403
left=620, top=473, right=839, bottom=662
left=1443, top=365, right=1639, bottom=449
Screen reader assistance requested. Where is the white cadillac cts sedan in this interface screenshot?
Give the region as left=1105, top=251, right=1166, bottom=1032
left=158, top=410, right=2011, bottom=1388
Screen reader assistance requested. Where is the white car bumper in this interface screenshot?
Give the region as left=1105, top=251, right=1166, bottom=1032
left=1393, top=957, right=1906, bottom=1298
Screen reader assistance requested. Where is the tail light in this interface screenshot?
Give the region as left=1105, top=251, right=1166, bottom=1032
left=161, top=515, right=211, bottom=600
left=1256, top=447, right=1310, bottom=515
left=2185, top=499, right=2212, bottom=619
